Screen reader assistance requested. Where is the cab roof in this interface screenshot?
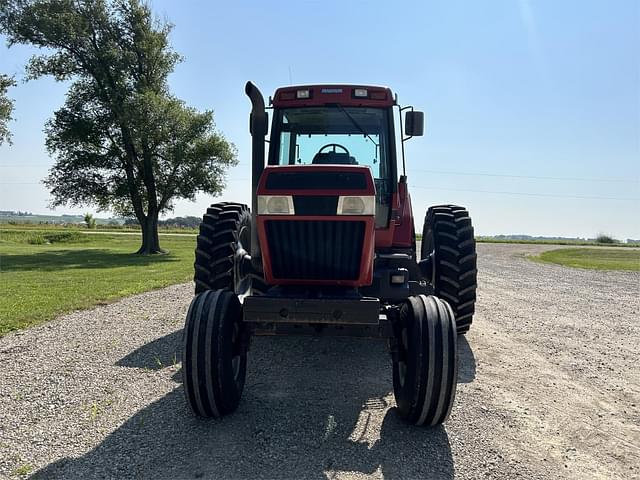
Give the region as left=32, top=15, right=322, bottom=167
left=272, top=85, right=395, bottom=108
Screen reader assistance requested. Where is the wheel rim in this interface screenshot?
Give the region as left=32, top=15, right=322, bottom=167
left=234, top=224, right=252, bottom=295
left=231, top=322, right=242, bottom=382
left=423, top=226, right=436, bottom=286
left=398, top=327, right=409, bottom=388
left=232, top=356, right=241, bottom=381
left=238, top=223, right=250, bottom=250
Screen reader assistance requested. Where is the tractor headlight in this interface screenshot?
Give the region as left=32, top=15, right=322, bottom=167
left=257, top=195, right=295, bottom=215
left=337, top=196, right=375, bottom=215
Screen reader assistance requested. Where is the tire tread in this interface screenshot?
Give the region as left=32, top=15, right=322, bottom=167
left=393, top=294, right=458, bottom=426
left=182, top=290, right=244, bottom=418
left=422, top=205, right=478, bottom=334
left=194, top=202, right=266, bottom=295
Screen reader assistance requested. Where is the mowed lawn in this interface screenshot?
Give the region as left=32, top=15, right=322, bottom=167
left=534, top=247, right=640, bottom=271
left=0, top=230, right=196, bottom=336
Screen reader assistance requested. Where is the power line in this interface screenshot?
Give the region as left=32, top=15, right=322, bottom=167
left=2, top=178, right=638, bottom=202
left=6, top=162, right=634, bottom=184
left=411, top=185, right=639, bottom=202
left=411, top=169, right=639, bottom=184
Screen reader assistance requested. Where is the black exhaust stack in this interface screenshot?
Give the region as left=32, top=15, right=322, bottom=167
left=245, top=81, right=268, bottom=269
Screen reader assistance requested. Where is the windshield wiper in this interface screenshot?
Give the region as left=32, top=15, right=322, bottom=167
left=333, top=104, right=379, bottom=148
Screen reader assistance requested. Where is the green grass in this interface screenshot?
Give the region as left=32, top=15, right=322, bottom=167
left=533, top=248, right=640, bottom=271
left=0, top=230, right=195, bottom=336
left=476, top=237, right=640, bottom=247
left=0, top=222, right=198, bottom=234
left=11, top=464, right=33, bottom=476
left=0, top=229, right=88, bottom=245
left=413, top=234, right=640, bottom=247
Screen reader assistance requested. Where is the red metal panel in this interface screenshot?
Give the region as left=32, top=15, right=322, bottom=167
left=257, top=165, right=376, bottom=196
left=272, top=85, right=395, bottom=108
left=256, top=166, right=412, bottom=284
left=390, top=181, right=414, bottom=248
left=258, top=167, right=409, bottom=250
left=374, top=190, right=400, bottom=249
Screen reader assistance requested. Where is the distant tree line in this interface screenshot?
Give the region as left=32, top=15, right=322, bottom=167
left=124, top=216, right=201, bottom=228
left=0, top=210, right=33, bottom=216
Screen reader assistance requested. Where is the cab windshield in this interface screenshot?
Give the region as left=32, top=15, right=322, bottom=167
left=270, top=106, right=394, bottom=226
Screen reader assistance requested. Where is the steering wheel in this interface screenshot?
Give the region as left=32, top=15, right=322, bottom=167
left=317, top=143, right=351, bottom=157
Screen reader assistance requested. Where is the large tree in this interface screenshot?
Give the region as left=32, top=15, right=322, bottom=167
left=0, top=0, right=237, bottom=253
left=0, top=74, right=15, bottom=145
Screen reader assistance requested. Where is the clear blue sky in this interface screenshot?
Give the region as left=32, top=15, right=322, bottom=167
left=1, top=0, right=638, bottom=238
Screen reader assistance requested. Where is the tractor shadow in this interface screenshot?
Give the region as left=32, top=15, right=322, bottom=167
left=115, top=328, right=476, bottom=382
left=31, top=333, right=474, bottom=479
left=116, top=330, right=182, bottom=370
left=457, top=335, right=476, bottom=383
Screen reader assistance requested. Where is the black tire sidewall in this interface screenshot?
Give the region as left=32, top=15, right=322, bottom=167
left=392, top=295, right=457, bottom=426
left=393, top=297, right=422, bottom=421
left=182, top=290, right=247, bottom=417
left=214, top=292, right=246, bottom=413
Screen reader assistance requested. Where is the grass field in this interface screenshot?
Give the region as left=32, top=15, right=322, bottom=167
left=476, top=237, right=640, bottom=248
left=0, top=229, right=195, bottom=336
left=533, top=247, right=640, bottom=271
left=3, top=226, right=638, bottom=336
left=0, top=222, right=198, bottom=234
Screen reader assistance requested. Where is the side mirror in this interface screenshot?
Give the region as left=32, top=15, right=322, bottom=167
left=404, top=111, right=424, bottom=137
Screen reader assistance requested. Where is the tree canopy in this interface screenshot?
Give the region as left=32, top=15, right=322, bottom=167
left=0, top=74, right=15, bottom=145
left=0, top=0, right=237, bottom=253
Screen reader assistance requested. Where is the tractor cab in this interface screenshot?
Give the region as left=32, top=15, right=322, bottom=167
left=268, top=86, right=402, bottom=230
left=266, top=85, right=423, bottom=232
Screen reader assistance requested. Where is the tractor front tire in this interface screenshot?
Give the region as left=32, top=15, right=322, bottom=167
left=182, top=290, right=246, bottom=418
left=392, top=295, right=457, bottom=426
left=194, top=202, right=265, bottom=295
left=421, top=205, right=477, bottom=334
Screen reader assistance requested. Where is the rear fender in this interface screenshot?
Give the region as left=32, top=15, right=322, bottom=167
left=391, top=179, right=414, bottom=249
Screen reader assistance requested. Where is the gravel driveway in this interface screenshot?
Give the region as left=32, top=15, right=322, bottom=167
left=1, top=243, right=638, bottom=479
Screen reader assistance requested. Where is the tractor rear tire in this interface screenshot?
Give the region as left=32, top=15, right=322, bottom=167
left=421, top=205, right=477, bottom=334
left=182, top=289, right=246, bottom=418
left=392, top=295, right=457, bottom=426
left=194, top=202, right=266, bottom=295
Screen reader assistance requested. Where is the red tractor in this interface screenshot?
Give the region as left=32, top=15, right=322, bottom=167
left=182, top=82, right=477, bottom=426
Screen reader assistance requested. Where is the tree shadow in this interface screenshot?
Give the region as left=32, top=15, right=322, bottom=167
left=0, top=249, right=181, bottom=272
left=457, top=335, right=476, bottom=383
left=33, top=335, right=454, bottom=480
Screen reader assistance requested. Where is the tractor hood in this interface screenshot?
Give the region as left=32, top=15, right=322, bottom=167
left=257, top=165, right=376, bottom=197
left=255, top=165, right=376, bottom=287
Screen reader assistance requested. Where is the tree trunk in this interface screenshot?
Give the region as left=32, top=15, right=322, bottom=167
left=137, top=211, right=164, bottom=254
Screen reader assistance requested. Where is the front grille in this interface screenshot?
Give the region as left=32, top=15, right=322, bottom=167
left=265, top=220, right=365, bottom=280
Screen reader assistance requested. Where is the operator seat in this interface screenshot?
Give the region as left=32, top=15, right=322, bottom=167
left=311, top=152, right=358, bottom=165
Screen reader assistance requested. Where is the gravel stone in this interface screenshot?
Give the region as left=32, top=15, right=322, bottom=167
left=0, top=243, right=638, bottom=479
